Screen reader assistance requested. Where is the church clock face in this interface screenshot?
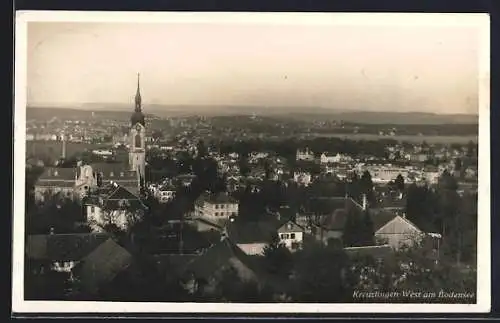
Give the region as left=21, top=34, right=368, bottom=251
left=135, top=124, right=141, bottom=132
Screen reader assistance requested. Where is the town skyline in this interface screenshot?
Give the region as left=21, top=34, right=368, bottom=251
left=27, top=16, right=483, bottom=115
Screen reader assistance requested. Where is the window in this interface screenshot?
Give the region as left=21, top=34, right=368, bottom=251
left=135, top=134, right=141, bottom=148
left=90, top=206, right=95, bottom=213
left=291, top=233, right=296, bottom=239
left=231, top=212, right=236, bottom=217
left=220, top=204, right=225, bottom=209
left=215, top=204, right=219, bottom=209
left=215, top=212, right=219, bottom=216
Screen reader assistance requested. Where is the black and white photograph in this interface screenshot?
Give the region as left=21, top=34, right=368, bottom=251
left=13, top=12, right=490, bottom=313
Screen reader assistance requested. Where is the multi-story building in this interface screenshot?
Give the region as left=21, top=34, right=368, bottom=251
left=360, top=165, right=412, bottom=184
left=296, top=148, right=315, bottom=161
left=194, top=192, right=239, bottom=224
left=293, top=171, right=312, bottom=186
left=320, top=153, right=352, bottom=164
left=34, top=163, right=99, bottom=202
left=154, top=183, right=176, bottom=203
left=83, top=183, right=147, bottom=232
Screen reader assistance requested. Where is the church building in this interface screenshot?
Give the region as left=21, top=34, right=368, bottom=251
left=92, top=73, right=147, bottom=195
left=128, top=73, right=146, bottom=188
left=34, top=74, right=148, bottom=199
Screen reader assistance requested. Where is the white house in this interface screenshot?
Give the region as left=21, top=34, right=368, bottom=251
left=152, top=182, right=176, bottom=204
left=362, top=165, right=411, bottom=184
left=84, top=184, right=147, bottom=232
left=92, top=149, right=114, bottom=157
left=293, top=172, right=312, bottom=186
left=296, top=148, right=315, bottom=161
left=320, top=153, right=353, bottom=164
left=277, top=221, right=305, bottom=252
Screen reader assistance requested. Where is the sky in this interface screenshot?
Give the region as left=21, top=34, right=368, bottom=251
left=26, top=17, right=482, bottom=114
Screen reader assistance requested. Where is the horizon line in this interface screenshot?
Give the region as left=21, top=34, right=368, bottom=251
left=25, top=104, right=479, bottom=116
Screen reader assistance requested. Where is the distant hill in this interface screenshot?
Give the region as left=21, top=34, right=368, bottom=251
left=284, top=111, right=479, bottom=125
left=26, top=105, right=478, bottom=125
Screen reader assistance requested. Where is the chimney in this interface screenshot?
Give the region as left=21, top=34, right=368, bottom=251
left=362, top=194, right=368, bottom=211
left=61, top=134, right=66, bottom=159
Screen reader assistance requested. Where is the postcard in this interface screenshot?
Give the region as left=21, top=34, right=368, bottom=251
left=13, top=11, right=490, bottom=314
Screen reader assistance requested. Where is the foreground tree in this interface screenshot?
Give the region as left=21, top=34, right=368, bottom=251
left=345, top=245, right=477, bottom=303
left=290, top=242, right=350, bottom=302
left=395, top=174, right=405, bottom=192
left=26, top=192, right=87, bottom=235
left=263, top=235, right=294, bottom=279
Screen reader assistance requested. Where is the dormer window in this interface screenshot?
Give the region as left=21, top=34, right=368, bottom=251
left=54, top=170, right=58, bottom=176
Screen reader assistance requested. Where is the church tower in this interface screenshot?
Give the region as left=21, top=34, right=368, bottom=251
left=129, top=73, right=146, bottom=189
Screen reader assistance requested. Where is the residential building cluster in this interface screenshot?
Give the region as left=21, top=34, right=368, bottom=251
left=26, top=75, right=478, bottom=299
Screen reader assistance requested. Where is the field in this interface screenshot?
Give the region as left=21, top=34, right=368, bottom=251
left=304, top=133, right=478, bottom=144
left=26, top=141, right=112, bottom=159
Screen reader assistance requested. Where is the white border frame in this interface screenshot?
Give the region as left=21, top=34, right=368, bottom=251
left=13, top=11, right=491, bottom=314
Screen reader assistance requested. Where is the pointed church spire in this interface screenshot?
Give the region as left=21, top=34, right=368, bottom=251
left=135, top=73, right=142, bottom=112
left=131, top=73, right=145, bottom=127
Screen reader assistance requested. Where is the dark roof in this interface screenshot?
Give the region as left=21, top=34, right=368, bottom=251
left=308, top=197, right=348, bottom=215
left=226, top=219, right=279, bottom=244
left=158, top=184, right=176, bottom=191
left=369, top=209, right=398, bottom=232
left=378, top=197, right=406, bottom=209
left=193, top=218, right=224, bottom=231
left=77, top=238, right=133, bottom=295
left=107, top=185, right=140, bottom=200
left=35, top=180, right=75, bottom=188
left=320, top=209, right=348, bottom=231
left=181, top=238, right=261, bottom=283
left=38, top=167, right=76, bottom=181
left=152, top=254, right=199, bottom=276
left=276, top=207, right=297, bottom=223
left=182, top=238, right=241, bottom=280
left=277, top=220, right=304, bottom=233
left=26, top=233, right=110, bottom=261
left=102, top=186, right=147, bottom=211
left=92, top=163, right=135, bottom=179
left=207, top=192, right=238, bottom=204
